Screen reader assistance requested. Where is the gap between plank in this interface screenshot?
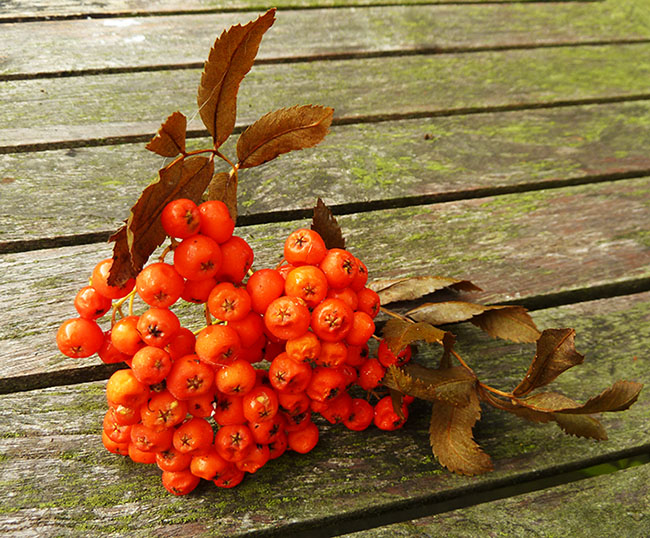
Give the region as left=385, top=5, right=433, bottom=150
left=1, top=277, right=648, bottom=395
left=1, top=169, right=648, bottom=255
left=5, top=38, right=647, bottom=82
left=237, top=448, right=650, bottom=537
left=0, top=1, right=600, bottom=24
left=2, top=93, right=650, bottom=156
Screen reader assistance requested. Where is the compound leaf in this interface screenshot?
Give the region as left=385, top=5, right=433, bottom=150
left=382, top=318, right=446, bottom=354
left=206, top=171, right=238, bottom=223
left=108, top=156, right=214, bottom=285
left=312, top=198, right=345, bottom=249
left=370, top=276, right=481, bottom=306
left=408, top=302, right=540, bottom=343
left=237, top=105, right=333, bottom=169
left=197, top=8, right=276, bottom=148
left=383, top=363, right=476, bottom=407
left=145, top=111, right=187, bottom=157
left=429, top=388, right=493, bottom=476
left=513, top=328, right=584, bottom=397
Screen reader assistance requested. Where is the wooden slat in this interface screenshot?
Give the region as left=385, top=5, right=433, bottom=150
left=0, top=291, right=647, bottom=535
left=347, top=463, right=650, bottom=537
left=4, top=3, right=650, bottom=76
left=1, top=178, right=648, bottom=382
left=0, top=0, right=553, bottom=21
left=2, top=102, right=650, bottom=244
left=2, top=43, right=650, bottom=149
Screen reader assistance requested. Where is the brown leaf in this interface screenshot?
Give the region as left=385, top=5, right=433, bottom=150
left=429, top=388, right=493, bottom=476
left=109, top=156, right=214, bottom=284
left=566, top=380, right=643, bottom=414
left=440, top=331, right=456, bottom=369
left=145, top=111, right=187, bottom=157
left=383, top=363, right=476, bottom=407
left=206, top=171, right=238, bottom=223
left=312, top=198, right=345, bottom=249
left=479, top=387, right=554, bottom=423
left=526, top=380, right=644, bottom=415
left=237, top=105, right=333, bottom=169
left=407, top=302, right=540, bottom=343
left=552, top=414, right=607, bottom=440
left=197, top=9, right=276, bottom=148
left=382, top=318, right=446, bottom=354
left=389, top=388, right=406, bottom=421
left=471, top=305, right=541, bottom=343
left=513, top=328, right=584, bottom=397
left=369, top=276, right=481, bottom=306
left=107, top=226, right=134, bottom=287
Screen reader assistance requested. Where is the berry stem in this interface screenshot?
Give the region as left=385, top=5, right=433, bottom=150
left=380, top=307, right=412, bottom=323
left=110, top=288, right=137, bottom=326
left=164, top=148, right=217, bottom=171
left=159, top=238, right=180, bottom=263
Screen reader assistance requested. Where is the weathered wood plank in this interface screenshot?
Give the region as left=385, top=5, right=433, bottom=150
left=348, top=462, right=650, bottom=537
left=0, top=291, right=647, bottom=536
left=2, top=102, right=650, bottom=244
left=1, top=178, right=648, bottom=381
left=0, top=0, right=556, bottom=21
left=4, top=3, right=650, bottom=76
left=2, top=43, right=650, bottom=149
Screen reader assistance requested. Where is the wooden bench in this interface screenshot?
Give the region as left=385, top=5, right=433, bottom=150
left=1, top=0, right=649, bottom=535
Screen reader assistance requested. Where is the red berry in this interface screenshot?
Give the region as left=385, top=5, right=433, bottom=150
left=173, top=234, right=222, bottom=281
left=136, top=262, right=184, bottom=308
left=161, top=198, right=201, bottom=239
left=74, top=286, right=112, bottom=319
left=56, top=317, right=104, bottom=358
left=284, top=229, right=327, bottom=266
left=198, top=200, right=235, bottom=244
left=91, top=258, right=135, bottom=300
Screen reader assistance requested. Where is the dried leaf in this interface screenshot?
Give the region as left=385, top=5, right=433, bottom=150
left=513, top=328, right=584, bottom=397
left=521, top=380, right=643, bottom=415
left=408, top=302, right=540, bottom=343
left=471, top=305, right=541, bottom=343
left=383, top=363, right=476, bottom=407
left=145, top=111, right=187, bottom=157
left=480, top=388, right=554, bottom=423
left=237, top=105, right=333, bottom=169
left=107, top=226, right=134, bottom=287
left=440, top=331, right=456, bottom=369
left=566, top=380, right=643, bottom=414
left=197, top=9, right=276, bottom=147
left=552, top=414, right=607, bottom=440
left=389, top=388, right=406, bottom=421
left=206, top=171, right=238, bottom=222
left=369, top=276, right=481, bottom=305
left=109, top=156, right=214, bottom=284
left=429, top=388, right=493, bottom=476
left=382, top=318, right=446, bottom=354
left=312, top=198, right=345, bottom=249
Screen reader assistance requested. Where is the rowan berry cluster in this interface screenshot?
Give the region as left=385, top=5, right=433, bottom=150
left=56, top=198, right=414, bottom=495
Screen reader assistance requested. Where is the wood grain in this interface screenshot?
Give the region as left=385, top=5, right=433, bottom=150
left=4, top=3, right=649, bottom=76
left=2, top=43, right=649, bottom=149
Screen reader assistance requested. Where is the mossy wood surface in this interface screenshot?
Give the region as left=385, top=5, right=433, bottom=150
left=348, top=462, right=650, bottom=537
left=0, top=0, right=572, bottom=20
left=2, top=178, right=650, bottom=382
left=2, top=0, right=650, bottom=535
left=2, top=101, right=650, bottom=244
left=4, top=2, right=650, bottom=76
left=3, top=42, right=650, bottom=149
left=0, top=292, right=648, bottom=537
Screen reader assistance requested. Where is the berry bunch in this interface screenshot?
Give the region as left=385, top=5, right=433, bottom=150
left=56, top=198, right=413, bottom=495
